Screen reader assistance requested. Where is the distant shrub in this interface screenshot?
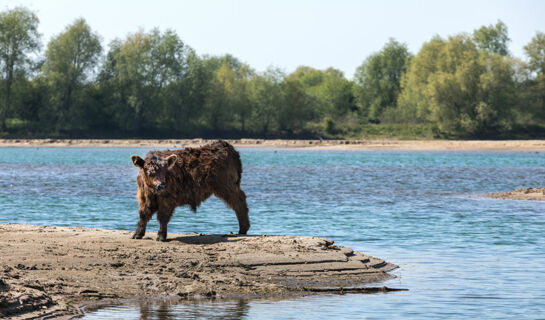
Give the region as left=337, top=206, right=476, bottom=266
left=323, top=117, right=335, bottom=134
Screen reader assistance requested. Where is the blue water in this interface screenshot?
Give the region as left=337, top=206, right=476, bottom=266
left=1, top=147, right=544, bottom=319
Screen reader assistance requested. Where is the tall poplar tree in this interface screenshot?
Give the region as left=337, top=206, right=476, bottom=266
left=43, top=18, right=102, bottom=130
left=0, top=7, right=40, bottom=131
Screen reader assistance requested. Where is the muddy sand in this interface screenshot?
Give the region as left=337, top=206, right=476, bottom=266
left=484, top=187, right=545, bottom=201
left=1, top=138, right=545, bottom=150
left=0, top=224, right=399, bottom=319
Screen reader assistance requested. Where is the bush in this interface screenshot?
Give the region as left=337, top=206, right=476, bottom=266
left=323, top=117, right=335, bottom=134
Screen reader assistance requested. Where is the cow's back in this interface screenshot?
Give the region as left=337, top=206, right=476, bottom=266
left=173, top=141, right=241, bottom=186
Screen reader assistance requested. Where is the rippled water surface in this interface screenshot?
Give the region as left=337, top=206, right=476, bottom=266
left=1, top=147, right=545, bottom=319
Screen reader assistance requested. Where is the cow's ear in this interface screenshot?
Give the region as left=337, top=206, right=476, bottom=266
left=166, top=154, right=177, bottom=168
left=131, top=155, right=145, bottom=168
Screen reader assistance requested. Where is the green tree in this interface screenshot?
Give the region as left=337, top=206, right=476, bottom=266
left=288, top=66, right=324, bottom=87
left=318, top=68, right=355, bottom=116
left=101, top=28, right=190, bottom=131
left=14, top=76, right=46, bottom=125
left=398, top=36, right=446, bottom=122
left=277, top=78, right=315, bottom=132
left=108, top=32, right=153, bottom=130
left=248, top=67, right=283, bottom=133
left=150, top=30, right=192, bottom=131
left=523, top=32, right=545, bottom=122
left=354, top=38, right=411, bottom=122
left=476, top=52, right=516, bottom=131
left=287, top=66, right=355, bottom=118
left=232, top=64, right=253, bottom=132
left=0, top=7, right=40, bottom=131
left=160, top=50, right=206, bottom=134
left=400, top=34, right=516, bottom=136
left=427, top=35, right=482, bottom=134
left=202, top=54, right=243, bottom=74
left=204, top=61, right=235, bottom=133
left=524, top=32, right=545, bottom=74
left=473, top=20, right=510, bottom=56
left=43, top=18, right=102, bottom=131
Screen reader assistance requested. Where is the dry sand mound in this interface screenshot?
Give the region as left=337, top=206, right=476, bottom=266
left=0, top=224, right=399, bottom=319
left=484, top=187, right=545, bottom=201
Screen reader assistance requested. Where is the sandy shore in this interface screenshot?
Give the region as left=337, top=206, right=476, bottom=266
left=1, top=138, right=545, bottom=150
left=484, top=187, right=545, bottom=201
left=0, top=224, right=398, bottom=319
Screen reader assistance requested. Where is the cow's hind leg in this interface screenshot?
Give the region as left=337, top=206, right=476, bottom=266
left=156, top=205, right=175, bottom=242
left=132, top=207, right=155, bottom=239
left=215, top=187, right=250, bottom=235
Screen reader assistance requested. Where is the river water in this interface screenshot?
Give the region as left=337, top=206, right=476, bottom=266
left=1, top=147, right=544, bottom=319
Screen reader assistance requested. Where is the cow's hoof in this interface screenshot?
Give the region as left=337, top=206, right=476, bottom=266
left=156, top=237, right=167, bottom=242
left=238, top=225, right=250, bottom=235
left=131, top=233, right=144, bottom=239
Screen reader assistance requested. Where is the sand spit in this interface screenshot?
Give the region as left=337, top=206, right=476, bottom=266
left=0, top=224, right=398, bottom=319
left=1, top=138, right=545, bottom=150
left=484, top=187, right=545, bottom=201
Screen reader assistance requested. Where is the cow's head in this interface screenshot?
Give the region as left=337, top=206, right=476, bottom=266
left=131, top=154, right=178, bottom=193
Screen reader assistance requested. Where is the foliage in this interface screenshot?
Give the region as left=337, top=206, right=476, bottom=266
left=42, top=18, right=102, bottom=131
left=277, top=78, right=316, bottom=132
left=286, top=66, right=355, bottom=118
left=0, top=7, right=40, bottom=131
left=354, top=39, right=412, bottom=122
left=247, top=67, right=283, bottom=134
left=1, top=6, right=545, bottom=139
left=473, top=20, right=510, bottom=56
left=354, top=123, right=437, bottom=139
left=398, top=34, right=519, bottom=136
left=522, top=32, right=545, bottom=123
left=99, top=29, right=191, bottom=132
left=524, top=32, right=545, bottom=74
left=398, top=36, right=445, bottom=123
left=323, top=116, right=335, bottom=134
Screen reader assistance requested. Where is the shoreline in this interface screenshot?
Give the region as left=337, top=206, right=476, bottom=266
left=484, top=187, right=545, bottom=201
left=0, top=224, right=398, bottom=319
left=1, top=138, right=545, bottom=150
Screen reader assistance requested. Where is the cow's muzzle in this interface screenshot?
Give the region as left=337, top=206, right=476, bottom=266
left=155, top=182, right=166, bottom=192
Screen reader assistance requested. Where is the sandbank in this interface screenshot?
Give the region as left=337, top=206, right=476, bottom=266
left=484, top=187, right=545, bottom=201
left=0, top=224, right=398, bottom=319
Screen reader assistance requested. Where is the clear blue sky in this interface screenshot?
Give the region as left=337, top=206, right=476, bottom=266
left=3, top=0, right=545, bottom=78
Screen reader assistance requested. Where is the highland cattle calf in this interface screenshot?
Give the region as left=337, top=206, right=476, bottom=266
left=130, top=141, right=250, bottom=241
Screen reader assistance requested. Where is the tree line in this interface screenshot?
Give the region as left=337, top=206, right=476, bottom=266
left=1, top=7, right=544, bottom=139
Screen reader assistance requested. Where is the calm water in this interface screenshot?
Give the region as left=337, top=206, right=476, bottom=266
left=1, top=147, right=544, bottom=319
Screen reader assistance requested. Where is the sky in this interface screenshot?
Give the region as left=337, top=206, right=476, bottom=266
left=2, top=0, right=545, bottom=79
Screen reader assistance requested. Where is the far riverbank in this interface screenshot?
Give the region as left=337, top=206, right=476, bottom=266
left=1, top=138, right=545, bottom=150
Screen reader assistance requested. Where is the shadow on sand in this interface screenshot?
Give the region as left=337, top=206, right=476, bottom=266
left=167, top=233, right=258, bottom=245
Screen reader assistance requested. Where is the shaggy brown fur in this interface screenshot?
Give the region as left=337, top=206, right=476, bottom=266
left=130, top=140, right=250, bottom=241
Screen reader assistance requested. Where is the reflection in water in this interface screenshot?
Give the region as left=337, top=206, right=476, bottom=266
left=86, top=299, right=251, bottom=320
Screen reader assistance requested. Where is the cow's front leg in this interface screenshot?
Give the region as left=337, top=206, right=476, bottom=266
left=156, top=206, right=175, bottom=242
left=132, top=207, right=154, bottom=239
